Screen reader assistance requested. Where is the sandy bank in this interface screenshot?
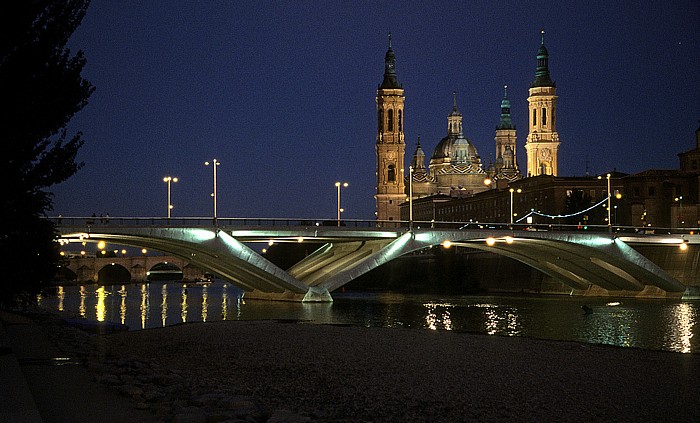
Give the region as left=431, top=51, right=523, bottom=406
left=104, top=320, right=700, bottom=422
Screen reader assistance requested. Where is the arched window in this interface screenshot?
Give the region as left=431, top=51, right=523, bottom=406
left=378, top=110, right=384, bottom=132
left=388, top=164, right=396, bottom=182
left=542, top=108, right=547, bottom=126
left=398, top=110, right=402, bottom=132
left=532, top=109, right=537, bottom=126
left=388, top=109, right=394, bottom=132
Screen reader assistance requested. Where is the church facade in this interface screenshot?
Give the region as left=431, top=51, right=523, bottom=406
left=375, top=32, right=560, bottom=222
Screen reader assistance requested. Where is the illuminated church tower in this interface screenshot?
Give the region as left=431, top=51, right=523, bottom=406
left=494, top=85, right=520, bottom=183
left=525, top=30, right=560, bottom=177
left=375, top=34, right=406, bottom=223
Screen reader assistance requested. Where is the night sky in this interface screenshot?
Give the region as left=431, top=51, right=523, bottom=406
left=52, top=0, right=700, bottom=221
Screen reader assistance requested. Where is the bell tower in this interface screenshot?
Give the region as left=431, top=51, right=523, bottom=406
left=525, top=30, right=560, bottom=177
left=495, top=85, right=518, bottom=173
left=375, top=34, right=406, bottom=223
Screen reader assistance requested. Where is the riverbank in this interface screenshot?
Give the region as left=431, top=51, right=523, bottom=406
left=3, top=310, right=700, bottom=422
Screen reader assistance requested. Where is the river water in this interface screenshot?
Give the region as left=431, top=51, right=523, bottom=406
left=38, top=282, right=699, bottom=353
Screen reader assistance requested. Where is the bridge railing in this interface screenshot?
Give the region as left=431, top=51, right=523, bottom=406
left=48, top=216, right=699, bottom=236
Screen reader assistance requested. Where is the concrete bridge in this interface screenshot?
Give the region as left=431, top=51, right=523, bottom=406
left=53, top=217, right=699, bottom=302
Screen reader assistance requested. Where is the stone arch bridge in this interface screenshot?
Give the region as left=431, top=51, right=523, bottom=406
left=54, top=217, right=697, bottom=302
left=60, top=255, right=205, bottom=283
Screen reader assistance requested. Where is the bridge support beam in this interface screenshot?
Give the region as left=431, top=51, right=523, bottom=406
left=243, top=287, right=333, bottom=303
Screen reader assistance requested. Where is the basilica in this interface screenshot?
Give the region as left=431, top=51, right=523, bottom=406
left=375, top=32, right=561, bottom=222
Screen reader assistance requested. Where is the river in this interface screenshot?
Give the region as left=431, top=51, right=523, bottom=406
left=38, top=281, right=699, bottom=353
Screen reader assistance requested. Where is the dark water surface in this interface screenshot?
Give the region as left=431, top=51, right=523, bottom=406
left=39, top=282, right=699, bottom=353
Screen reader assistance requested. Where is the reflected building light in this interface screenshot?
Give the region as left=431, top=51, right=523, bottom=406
left=79, top=285, right=86, bottom=318
left=201, top=286, right=208, bottom=322
left=181, top=285, right=188, bottom=323
left=668, top=303, right=694, bottom=354
left=119, top=285, right=127, bottom=325
left=161, top=284, right=168, bottom=327
left=221, top=287, right=229, bottom=321
left=140, top=283, right=149, bottom=329
left=57, top=286, right=64, bottom=312
left=95, top=286, right=106, bottom=322
left=423, top=303, right=454, bottom=331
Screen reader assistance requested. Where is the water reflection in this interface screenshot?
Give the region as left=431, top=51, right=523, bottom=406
left=666, top=303, right=695, bottom=353
left=161, top=284, right=167, bottom=327
left=202, top=286, right=208, bottom=322
left=119, top=285, right=127, bottom=325
left=181, top=284, right=188, bottom=323
left=140, top=284, right=149, bottom=329
left=40, top=284, right=699, bottom=353
left=57, top=286, right=64, bottom=312
left=424, top=303, right=453, bottom=331
left=95, top=286, right=106, bottom=322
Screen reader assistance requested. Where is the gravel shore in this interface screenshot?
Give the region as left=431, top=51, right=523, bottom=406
left=85, top=319, right=698, bottom=422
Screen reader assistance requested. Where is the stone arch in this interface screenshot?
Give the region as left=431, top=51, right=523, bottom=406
left=98, top=263, right=131, bottom=284
left=148, top=262, right=183, bottom=281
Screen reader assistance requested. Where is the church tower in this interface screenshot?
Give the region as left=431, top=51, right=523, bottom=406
left=525, top=30, right=560, bottom=177
left=495, top=85, right=518, bottom=173
left=375, top=34, right=406, bottom=223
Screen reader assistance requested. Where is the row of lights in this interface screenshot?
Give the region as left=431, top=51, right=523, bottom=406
left=441, top=236, right=688, bottom=250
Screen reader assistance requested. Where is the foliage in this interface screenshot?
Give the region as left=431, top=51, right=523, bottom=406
left=0, top=1, right=93, bottom=307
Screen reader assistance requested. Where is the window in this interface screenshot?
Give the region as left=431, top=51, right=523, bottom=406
left=532, top=109, right=537, bottom=126
left=542, top=108, right=547, bottom=126
left=692, top=160, right=698, bottom=170
left=634, top=187, right=640, bottom=197
left=378, top=110, right=383, bottom=132
left=388, top=109, right=394, bottom=132
left=648, top=186, right=655, bottom=197
left=388, top=164, right=395, bottom=182
left=398, top=110, right=402, bottom=132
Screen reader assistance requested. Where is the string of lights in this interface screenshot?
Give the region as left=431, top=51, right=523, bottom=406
left=516, top=195, right=610, bottom=222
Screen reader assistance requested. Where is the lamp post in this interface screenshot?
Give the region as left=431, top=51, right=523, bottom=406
left=409, top=166, right=414, bottom=230
left=205, top=160, right=220, bottom=223
left=598, top=173, right=612, bottom=232
left=509, top=187, right=522, bottom=225
left=335, top=181, right=348, bottom=227
left=163, top=176, right=178, bottom=220
left=675, top=196, right=684, bottom=227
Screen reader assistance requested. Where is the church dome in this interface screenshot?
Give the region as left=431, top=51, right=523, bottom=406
left=431, top=134, right=479, bottom=163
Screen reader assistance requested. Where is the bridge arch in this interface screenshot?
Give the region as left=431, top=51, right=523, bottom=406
left=98, top=263, right=131, bottom=284
left=148, top=262, right=183, bottom=281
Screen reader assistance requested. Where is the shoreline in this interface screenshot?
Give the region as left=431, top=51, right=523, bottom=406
left=93, top=317, right=700, bottom=421
left=5, top=309, right=700, bottom=422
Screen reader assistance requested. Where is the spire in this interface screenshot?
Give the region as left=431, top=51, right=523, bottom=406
left=447, top=92, right=463, bottom=136
left=531, top=29, right=554, bottom=88
left=411, top=135, right=426, bottom=170
left=498, top=85, right=515, bottom=130
left=380, top=32, right=401, bottom=89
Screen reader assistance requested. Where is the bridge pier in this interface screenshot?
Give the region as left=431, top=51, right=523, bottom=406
left=243, top=287, right=333, bottom=303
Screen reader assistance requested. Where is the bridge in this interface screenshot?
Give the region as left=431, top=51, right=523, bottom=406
left=53, top=217, right=699, bottom=302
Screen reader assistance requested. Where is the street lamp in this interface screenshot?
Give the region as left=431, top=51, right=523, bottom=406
left=163, top=176, right=178, bottom=219
left=409, top=166, right=414, bottom=230
left=598, top=173, right=612, bottom=232
left=675, top=196, right=684, bottom=227
left=509, top=188, right=522, bottom=225
left=335, top=181, right=348, bottom=227
left=205, top=160, right=221, bottom=222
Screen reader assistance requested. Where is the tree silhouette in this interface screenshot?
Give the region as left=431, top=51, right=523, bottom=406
left=0, top=1, right=94, bottom=307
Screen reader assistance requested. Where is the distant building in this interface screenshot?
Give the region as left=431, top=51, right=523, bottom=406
left=376, top=32, right=560, bottom=224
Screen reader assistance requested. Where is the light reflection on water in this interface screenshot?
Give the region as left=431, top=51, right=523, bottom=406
left=40, top=283, right=699, bottom=353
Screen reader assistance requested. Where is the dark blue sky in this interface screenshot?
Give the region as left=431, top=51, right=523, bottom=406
left=53, top=0, right=700, bottom=220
